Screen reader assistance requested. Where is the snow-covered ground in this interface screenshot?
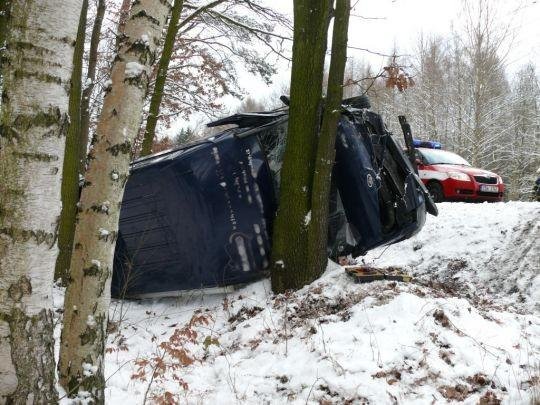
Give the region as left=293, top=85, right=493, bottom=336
left=62, top=202, right=540, bottom=404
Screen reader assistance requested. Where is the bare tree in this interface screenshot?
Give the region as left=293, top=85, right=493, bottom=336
left=460, top=1, right=510, bottom=169
left=361, top=1, right=525, bottom=196
left=507, top=64, right=540, bottom=199
left=139, top=0, right=291, bottom=156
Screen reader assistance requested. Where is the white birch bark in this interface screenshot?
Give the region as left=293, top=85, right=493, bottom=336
left=58, top=0, right=170, bottom=402
left=0, top=0, right=82, bottom=403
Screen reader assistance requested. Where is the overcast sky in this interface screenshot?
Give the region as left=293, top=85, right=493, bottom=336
left=174, top=0, right=540, bottom=133
left=246, top=0, right=539, bottom=93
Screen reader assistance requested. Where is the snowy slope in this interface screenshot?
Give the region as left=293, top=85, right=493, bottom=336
left=60, top=202, right=540, bottom=404
left=362, top=202, right=540, bottom=311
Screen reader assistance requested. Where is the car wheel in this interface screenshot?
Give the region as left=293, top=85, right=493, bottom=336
left=427, top=182, right=444, bottom=203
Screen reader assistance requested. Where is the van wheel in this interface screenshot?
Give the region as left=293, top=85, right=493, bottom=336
left=427, top=182, right=444, bottom=203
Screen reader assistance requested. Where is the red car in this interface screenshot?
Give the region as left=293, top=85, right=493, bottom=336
left=415, top=146, right=505, bottom=202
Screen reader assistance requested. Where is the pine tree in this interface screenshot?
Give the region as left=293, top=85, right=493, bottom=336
left=174, top=127, right=197, bottom=146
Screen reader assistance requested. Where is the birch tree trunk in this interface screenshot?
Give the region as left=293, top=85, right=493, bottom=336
left=0, top=0, right=81, bottom=402
left=58, top=0, right=170, bottom=401
left=270, top=0, right=331, bottom=293
left=308, top=0, right=350, bottom=276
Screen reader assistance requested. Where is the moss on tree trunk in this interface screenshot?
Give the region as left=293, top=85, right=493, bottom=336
left=55, top=0, right=88, bottom=282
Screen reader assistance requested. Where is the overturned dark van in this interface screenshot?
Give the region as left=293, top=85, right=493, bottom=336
left=112, top=97, right=437, bottom=298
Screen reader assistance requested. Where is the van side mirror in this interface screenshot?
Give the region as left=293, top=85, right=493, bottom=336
left=415, top=158, right=423, bottom=166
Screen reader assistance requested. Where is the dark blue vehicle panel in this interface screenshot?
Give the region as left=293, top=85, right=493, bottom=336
left=112, top=132, right=276, bottom=297
left=333, top=119, right=382, bottom=250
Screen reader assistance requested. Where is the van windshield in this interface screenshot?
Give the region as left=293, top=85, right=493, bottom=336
left=419, top=148, right=471, bottom=166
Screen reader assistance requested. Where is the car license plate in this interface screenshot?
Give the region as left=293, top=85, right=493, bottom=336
left=480, top=185, right=498, bottom=193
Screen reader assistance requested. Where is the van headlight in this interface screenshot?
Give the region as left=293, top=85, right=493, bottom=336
left=448, top=172, right=470, bottom=182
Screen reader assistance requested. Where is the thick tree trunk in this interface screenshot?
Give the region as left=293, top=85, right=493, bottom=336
left=270, top=0, right=331, bottom=293
left=140, top=0, right=184, bottom=157
left=0, top=0, right=81, bottom=402
left=308, top=0, right=350, bottom=275
left=55, top=0, right=88, bottom=282
left=79, top=0, right=106, bottom=174
left=58, top=0, right=170, bottom=402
